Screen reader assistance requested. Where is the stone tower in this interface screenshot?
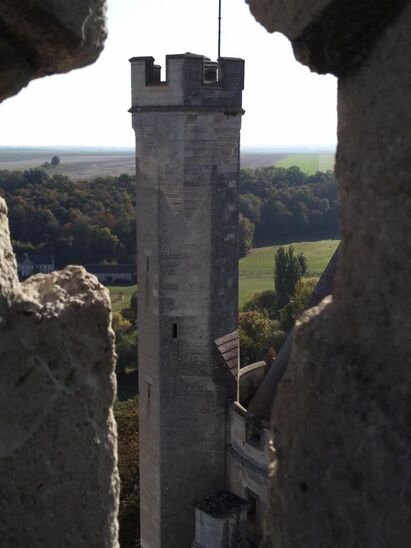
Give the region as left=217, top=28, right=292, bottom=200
left=130, top=53, right=244, bottom=547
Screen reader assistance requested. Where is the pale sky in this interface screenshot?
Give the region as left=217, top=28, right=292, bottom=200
left=0, top=0, right=337, bottom=149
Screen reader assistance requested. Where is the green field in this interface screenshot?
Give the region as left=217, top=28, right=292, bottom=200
left=109, top=285, right=137, bottom=313
left=275, top=153, right=335, bottom=175
left=107, top=240, right=339, bottom=312
left=239, top=240, right=339, bottom=307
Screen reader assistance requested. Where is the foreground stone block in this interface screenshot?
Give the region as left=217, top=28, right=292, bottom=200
left=246, top=0, right=408, bottom=74
left=0, top=0, right=107, bottom=101
left=0, top=198, right=119, bottom=547
left=246, top=1, right=411, bottom=547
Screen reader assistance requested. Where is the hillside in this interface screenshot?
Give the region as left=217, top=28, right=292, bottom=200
left=108, top=240, right=340, bottom=311
left=239, top=239, right=339, bottom=307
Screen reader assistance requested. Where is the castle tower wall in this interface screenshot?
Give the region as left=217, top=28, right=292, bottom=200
left=130, top=54, right=244, bottom=548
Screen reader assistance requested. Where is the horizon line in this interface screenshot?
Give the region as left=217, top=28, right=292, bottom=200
left=0, top=144, right=337, bottom=151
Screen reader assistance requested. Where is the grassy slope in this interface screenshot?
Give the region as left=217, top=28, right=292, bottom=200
left=109, top=285, right=137, bottom=313
left=275, top=153, right=335, bottom=175
left=107, top=240, right=339, bottom=311
left=239, top=239, right=339, bottom=307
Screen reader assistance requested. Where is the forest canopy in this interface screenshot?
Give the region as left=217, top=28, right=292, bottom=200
left=0, top=164, right=339, bottom=266
left=240, top=165, right=338, bottom=253
left=0, top=169, right=136, bottom=267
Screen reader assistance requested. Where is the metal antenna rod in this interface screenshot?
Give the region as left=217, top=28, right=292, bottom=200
left=218, top=0, right=222, bottom=59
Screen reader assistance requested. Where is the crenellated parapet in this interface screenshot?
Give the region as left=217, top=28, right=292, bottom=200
left=129, top=53, right=244, bottom=111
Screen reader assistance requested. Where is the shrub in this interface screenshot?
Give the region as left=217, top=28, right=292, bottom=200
left=279, top=279, right=317, bottom=332
left=243, top=289, right=278, bottom=319
left=112, top=312, right=138, bottom=375
left=114, top=397, right=139, bottom=547
left=239, top=310, right=284, bottom=366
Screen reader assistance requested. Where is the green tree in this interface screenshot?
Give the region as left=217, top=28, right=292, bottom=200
left=121, top=289, right=138, bottom=327
left=112, top=312, right=138, bottom=375
left=274, top=245, right=302, bottom=308
left=239, top=193, right=262, bottom=224
left=0, top=171, right=137, bottom=267
left=114, top=397, right=139, bottom=547
left=89, top=225, right=120, bottom=262
left=243, top=289, right=278, bottom=320
left=239, top=214, right=255, bottom=258
left=116, top=331, right=138, bottom=375
left=278, top=279, right=317, bottom=332
left=297, top=252, right=308, bottom=276
left=239, top=310, right=285, bottom=367
left=51, top=155, right=61, bottom=167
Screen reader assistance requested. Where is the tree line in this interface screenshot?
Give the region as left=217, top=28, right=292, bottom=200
left=239, top=165, right=339, bottom=255
left=0, top=169, right=136, bottom=267
left=0, top=164, right=338, bottom=267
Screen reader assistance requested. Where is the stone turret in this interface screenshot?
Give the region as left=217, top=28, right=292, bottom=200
left=130, top=53, right=243, bottom=109
left=130, top=53, right=244, bottom=547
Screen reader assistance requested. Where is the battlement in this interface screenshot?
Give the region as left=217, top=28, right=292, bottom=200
left=129, top=53, right=244, bottom=111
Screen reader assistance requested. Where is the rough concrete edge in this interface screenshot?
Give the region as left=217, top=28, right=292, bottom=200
left=0, top=0, right=107, bottom=102
left=245, top=0, right=409, bottom=76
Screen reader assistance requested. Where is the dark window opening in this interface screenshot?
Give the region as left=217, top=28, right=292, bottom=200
left=247, top=492, right=257, bottom=524
left=246, top=490, right=262, bottom=544
left=172, top=323, right=178, bottom=339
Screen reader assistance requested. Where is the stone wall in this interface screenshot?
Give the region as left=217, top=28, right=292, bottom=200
left=246, top=1, right=411, bottom=547
left=227, top=401, right=271, bottom=543
left=0, top=198, right=119, bottom=547
left=0, top=3, right=119, bottom=547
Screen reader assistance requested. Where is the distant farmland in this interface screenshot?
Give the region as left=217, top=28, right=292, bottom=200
left=240, top=152, right=287, bottom=169
left=0, top=148, right=335, bottom=178
left=275, top=153, right=335, bottom=174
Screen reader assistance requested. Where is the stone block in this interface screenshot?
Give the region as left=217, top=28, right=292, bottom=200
left=246, top=0, right=409, bottom=74
left=0, top=0, right=107, bottom=101
left=0, top=198, right=119, bottom=547
left=253, top=0, right=411, bottom=546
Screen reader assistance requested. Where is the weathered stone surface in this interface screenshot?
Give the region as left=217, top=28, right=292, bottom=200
left=246, top=0, right=408, bottom=75
left=0, top=198, right=119, bottom=547
left=0, top=199, right=21, bottom=307
left=259, top=1, right=411, bottom=547
left=0, top=0, right=107, bottom=101
left=132, top=54, right=243, bottom=548
left=246, top=0, right=330, bottom=36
